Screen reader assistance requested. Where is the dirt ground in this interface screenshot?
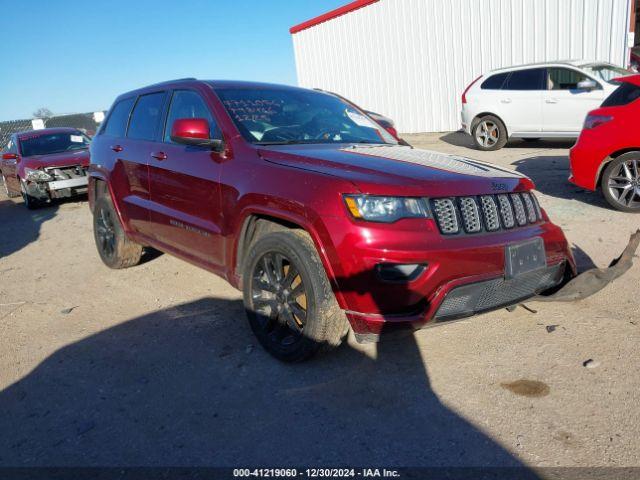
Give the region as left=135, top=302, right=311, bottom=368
left=0, top=132, right=639, bottom=471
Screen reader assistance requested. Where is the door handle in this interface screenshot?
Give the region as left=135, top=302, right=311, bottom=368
left=110, top=145, right=123, bottom=152
left=150, top=151, right=167, bottom=161
left=500, top=98, right=512, bottom=104
left=545, top=99, right=558, bottom=104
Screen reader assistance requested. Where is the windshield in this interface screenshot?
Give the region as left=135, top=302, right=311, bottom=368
left=214, top=87, right=397, bottom=145
left=582, top=64, right=632, bottom=83
left=19, top=131, right=91, bottom=157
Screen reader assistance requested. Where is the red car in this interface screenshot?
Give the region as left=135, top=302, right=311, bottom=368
left=89, top=79, right=575, bottom=361
left=570, top=75, right=640, bottom=212
left=1, top=128, right=91, bottom=209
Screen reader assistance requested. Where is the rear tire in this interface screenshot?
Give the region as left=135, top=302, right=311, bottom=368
left=93, top=195, right=143, bottom=268
left=472, top=115, right=508, bottom=151
left=243, top=230, right=348, bottom=362
left=601, top=152, right=640, bottom=213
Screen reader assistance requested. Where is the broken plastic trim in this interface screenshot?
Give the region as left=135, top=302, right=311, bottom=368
left=532, top=229, right=640, bottom=303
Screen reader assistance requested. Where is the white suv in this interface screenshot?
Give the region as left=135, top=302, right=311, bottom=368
left=461, top=60, right=630, bottom=150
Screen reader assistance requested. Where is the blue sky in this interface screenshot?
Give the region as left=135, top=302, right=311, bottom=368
left=0, top=0, right=347, bottom=121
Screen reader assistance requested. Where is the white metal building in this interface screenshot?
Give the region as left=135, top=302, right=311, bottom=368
left=290, top=0, right=638, bottom=133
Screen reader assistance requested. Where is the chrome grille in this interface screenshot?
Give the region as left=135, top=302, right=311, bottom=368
left=480, top=196, right=500, bottom=231
left=511, top=194, right=528, bottom=226
left=431, top=192, right=542, bottom=236
left=497, top=194, right=515, bottom=228
left=530, top=193, right=543, bottom=219
left=522, top=192, right=537, bottom=223
left=459, top=197, right=482, bottom=233
left=432, top=198, right=459, bottom=234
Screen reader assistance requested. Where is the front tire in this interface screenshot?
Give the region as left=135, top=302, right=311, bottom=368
left=243, top=230, right=348, bottom=362
left=602, top=152, right=640, bottom=212
left=472, top=115, right=508, bottom=151
left=20, top=179, right=42, bottom=209
left=93, top=195, right=143, bottom=268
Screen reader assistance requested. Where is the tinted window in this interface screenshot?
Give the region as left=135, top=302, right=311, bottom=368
left=127, top=93, right=166, bottom=141
left=481, top=73, right=509, bottom=90
left=103, top=97, right=135, bottom=137
left=547, top=68, right=598, bottom=90
left=602, top=82, right=640, bottom=107
left=502, top=68, right=546, bottom=90
left=164, top=90, right=218, bottom=143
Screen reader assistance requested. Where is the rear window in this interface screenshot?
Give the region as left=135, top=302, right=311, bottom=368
left=502, top=68, right=546, bottom=91
left=601, top=82, right=640, bottom=107
left=102, top=97, right=135, bottom=138
left=481, top=73, right=509, bottom=90
left=127, top=93, right=166, bottom=141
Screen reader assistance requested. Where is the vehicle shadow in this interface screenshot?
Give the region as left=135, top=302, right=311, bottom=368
left=511, top=155, right=610, bottom=208
left=0, top=197, right=59, bottom=259
left=0, top=295, right=538, bottom=475
left=439, top=131, right=576, bottom=150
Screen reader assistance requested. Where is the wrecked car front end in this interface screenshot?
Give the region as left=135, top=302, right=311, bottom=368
left=22, top=164, right=89, bottom=202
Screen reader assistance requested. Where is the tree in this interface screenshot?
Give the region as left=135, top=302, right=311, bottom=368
left=32, top=107, right=53, bottom=119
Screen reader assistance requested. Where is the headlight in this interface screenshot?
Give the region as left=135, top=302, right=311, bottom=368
left=344, top=195, right=429, bottom=223
left=24, top=168, right=52, bottom=182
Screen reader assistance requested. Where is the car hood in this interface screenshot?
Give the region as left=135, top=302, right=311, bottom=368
left=22, top=149, right=90, bottom=169
left=258, top=144, right=533, bottom=196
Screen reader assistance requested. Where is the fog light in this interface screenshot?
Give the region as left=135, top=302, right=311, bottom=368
left=375, top=263, right=426, bottom=282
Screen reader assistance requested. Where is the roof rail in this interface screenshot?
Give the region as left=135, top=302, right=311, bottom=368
left=146, top=77, right=197, bottom=87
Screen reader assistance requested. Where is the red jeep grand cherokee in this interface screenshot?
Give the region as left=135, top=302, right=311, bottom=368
left=1, top=128, right=91, bottom=209
left=88, top=79, right=575, bottom=361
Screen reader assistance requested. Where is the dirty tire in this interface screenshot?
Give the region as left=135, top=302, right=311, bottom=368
left=20, top=179, right=41, bottom=209
left=243, top=230, right=348, bottom=362
left=472, top=115, right=508, bottom=151
left=93, top=195, right=143, bottom=269
left=601, top=152, right=640, bottom=213
left=2, top=175, right=19, bottom=198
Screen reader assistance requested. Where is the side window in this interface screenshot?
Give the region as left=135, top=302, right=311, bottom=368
left=547, top=68, right=600, bottom=90
left=163, top=90, right=218, bottom=143
left=102, top=97, right=135, bottom=138
left=602, top=82, right=640, bottom=107
left=502, top=68, right=546, bottom=91
left=6, top=138, right=16, bottom=153
left=127, top=93, right=166, bottom=141
left=481, top=72, right=509, bottom=90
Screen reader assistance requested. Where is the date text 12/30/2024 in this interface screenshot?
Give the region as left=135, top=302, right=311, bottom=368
left=233, top=469, right=401, bottom=478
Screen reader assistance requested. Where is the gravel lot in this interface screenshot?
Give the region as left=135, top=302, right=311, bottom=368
left=0, top=132, right=639, bottom=471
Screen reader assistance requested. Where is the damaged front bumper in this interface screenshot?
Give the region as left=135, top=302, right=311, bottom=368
left=532, top=229, right=640, bottom=303
left=24, top=165, right=89, bottom=200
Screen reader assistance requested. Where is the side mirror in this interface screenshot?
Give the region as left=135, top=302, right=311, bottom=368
left=170, top=118, right=223, bottom=152
left=2, top=152, right=17, bottom=160
left=577, top=79, right=597, bottom=91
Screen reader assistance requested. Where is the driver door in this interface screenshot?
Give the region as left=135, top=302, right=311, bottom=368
left=147, top=89, right=226, bottom=267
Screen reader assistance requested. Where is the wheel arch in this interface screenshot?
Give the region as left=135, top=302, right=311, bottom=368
left=596, top=148, right=640, bottom=189
left=88, top=174, right=130, bottom=234
left=471, top=112, right=510, bottom=138
left=231, top=209, right=342, bottom=306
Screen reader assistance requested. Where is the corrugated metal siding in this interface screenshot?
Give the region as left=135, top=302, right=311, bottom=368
left=292, top=0, right=632, bottom=133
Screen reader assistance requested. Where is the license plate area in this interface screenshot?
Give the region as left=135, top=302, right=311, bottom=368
left=505, top=237, right=546, bottom=279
